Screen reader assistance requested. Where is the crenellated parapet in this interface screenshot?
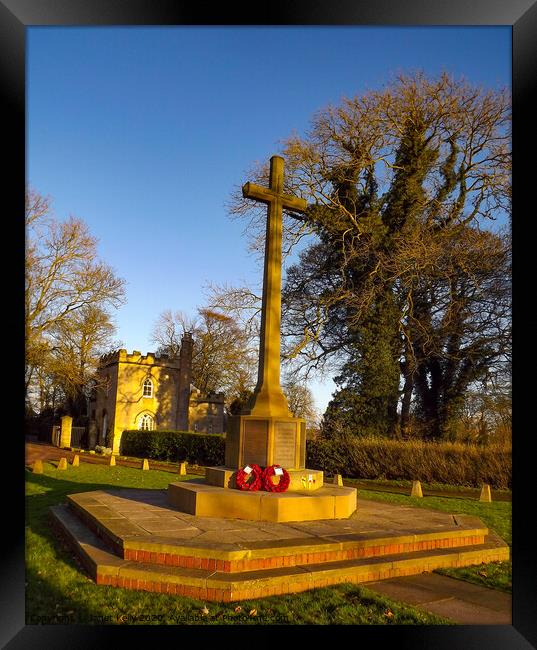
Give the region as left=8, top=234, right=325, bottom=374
left=99, top=349, right=182, bottom=368
left=99, top=349, right=124, bottom=365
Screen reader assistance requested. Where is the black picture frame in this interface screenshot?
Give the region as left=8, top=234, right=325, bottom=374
left=6, top=1, right=534, bottom=647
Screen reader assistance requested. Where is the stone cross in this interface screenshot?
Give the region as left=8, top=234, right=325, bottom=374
left=242, top=156, right=307, bottom=418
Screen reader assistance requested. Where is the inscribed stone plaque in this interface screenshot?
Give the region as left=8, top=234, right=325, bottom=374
left=273, top=421, right=297, bottom=468
left=299, top=420, right=306, bottom=469
left=243, top=420, right=268, bottom=466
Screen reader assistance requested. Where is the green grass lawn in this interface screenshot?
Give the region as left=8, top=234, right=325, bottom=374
left=344, top=477, right=512, bottom=499
left=26, top=462, right=451, bottom=625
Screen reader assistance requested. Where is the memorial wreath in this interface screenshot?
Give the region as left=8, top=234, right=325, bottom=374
left=235, top=463, right=263, bottom=491
left=262, top=464, right=290, bottom=492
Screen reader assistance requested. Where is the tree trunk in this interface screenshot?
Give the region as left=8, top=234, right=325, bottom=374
left=400, top=374, right=413, bottom=436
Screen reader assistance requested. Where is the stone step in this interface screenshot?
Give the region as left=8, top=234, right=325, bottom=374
left=66, top=495, right=490, bottom=573
left=69, top=495, right=491, bottom=572
left=50, top=503, right=509, bottom=603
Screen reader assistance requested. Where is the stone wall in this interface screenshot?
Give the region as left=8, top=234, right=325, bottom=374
left=189, top=391, right=225, bottom=434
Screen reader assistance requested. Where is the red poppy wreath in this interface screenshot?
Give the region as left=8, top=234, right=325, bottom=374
left=262, top=465, right=290, bottom=492
left=235, top=463, right=263, bottom=491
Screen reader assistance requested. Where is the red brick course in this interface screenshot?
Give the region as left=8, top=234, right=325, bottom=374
left=95, top=538, right=500, bottom=603
left=119, top=533, right=486, bottom=575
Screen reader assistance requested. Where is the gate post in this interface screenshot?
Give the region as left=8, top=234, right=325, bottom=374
left=88, top=420, right=97, bottom=449
left=60, top=415, right=73, bottom=449
left=51, top=425, right=61, bottom=447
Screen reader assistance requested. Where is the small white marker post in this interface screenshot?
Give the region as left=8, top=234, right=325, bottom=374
left=410, top=480, right=423, bottom=498
left=479, top=484, right=492, bottom=502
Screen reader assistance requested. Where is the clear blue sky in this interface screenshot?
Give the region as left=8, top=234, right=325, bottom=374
left=27, top=26, right=511, bottom=415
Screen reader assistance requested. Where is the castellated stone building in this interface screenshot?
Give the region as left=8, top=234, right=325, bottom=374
left=90, top=333, right=225, bottom=454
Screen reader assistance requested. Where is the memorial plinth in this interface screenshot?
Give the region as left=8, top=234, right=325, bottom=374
left=167, top=480, right=356, bottom=522
left=224, top=414, right=305, bottom=470
left=167, top=155, right=357, bottom=521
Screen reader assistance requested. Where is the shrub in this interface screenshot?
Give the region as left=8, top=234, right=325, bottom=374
left=120, top=430, right=225, bottom=466
left=94, top=445, right=112, bottom=456
left=306, top=435, right=511, bottom=489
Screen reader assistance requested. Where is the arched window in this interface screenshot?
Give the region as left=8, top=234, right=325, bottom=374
left=142, top=378, right=153, bottom=398
left=139, top=413, right=154, bottom=431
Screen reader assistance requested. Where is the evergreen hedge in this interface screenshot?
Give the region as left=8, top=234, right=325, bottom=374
left=306, top=436, right=511, bottom=489
left=120, top=430, right=225, bottom=466
left=119, top=430, right=511, bottom=489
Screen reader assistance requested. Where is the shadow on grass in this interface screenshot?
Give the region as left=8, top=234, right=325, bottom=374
left=26, top=469, right=160, bottom=510
left=25, top=465, right=203, bottom=526
left=25, top=465, right=193, bottom=570
left=25, top=564, right=108, bottom=625
left=25, top=466, right=193, bottom=624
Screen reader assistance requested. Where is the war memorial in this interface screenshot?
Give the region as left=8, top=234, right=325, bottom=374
left=50, top=157, right=508, bottom=602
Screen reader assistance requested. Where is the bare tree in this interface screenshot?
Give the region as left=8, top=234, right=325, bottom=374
left=282, top=373, right=320, bottom=429
left=150, top=307, right=258, bottom=407
left=150, top=309, right=200, bottom=357
left=47, top=305, right=122, bottom=417
left=25, top=188, right=126, bottom=412
left=204, top=281, right=262, bottom=343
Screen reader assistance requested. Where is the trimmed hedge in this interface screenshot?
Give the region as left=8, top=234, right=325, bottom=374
left=306, top=436, right=511, bottom=489
left=120, top=430, right=225, bottom=466
left=120, top=429, right=511, bottom=489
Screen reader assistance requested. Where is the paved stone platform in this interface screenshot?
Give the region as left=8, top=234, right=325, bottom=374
left=65, top=487, right=487, bottom=547
left=50, top=487, right=509, bottom=603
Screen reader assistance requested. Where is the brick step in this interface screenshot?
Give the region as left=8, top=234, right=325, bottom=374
left=66, top=495, right=489, bottom=573
left=51, top=504, right=509, bottom=603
